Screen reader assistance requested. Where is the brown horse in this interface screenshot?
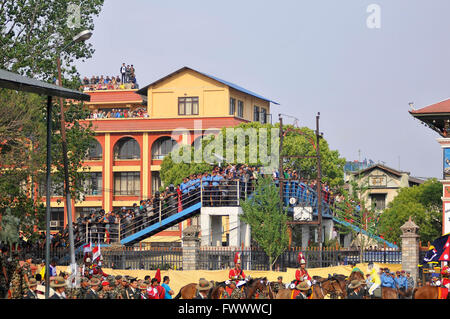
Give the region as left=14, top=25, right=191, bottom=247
left=275, top=277, right=344, bottom=299
left=173, top=280, right=217, bottom=299
left=242, top=278, right=268, bottom=299
left=413, top=286, right=450, bottom=299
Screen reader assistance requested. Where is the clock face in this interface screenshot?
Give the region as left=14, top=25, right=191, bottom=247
left=289, top=197, right=297, bottom=205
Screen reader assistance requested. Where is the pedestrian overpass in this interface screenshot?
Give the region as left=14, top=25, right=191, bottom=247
left=115, top=180, right=397, bottom=248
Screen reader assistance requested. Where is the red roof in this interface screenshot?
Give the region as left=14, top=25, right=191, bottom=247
left=85, top=89, right=143, bottom=105
left=410, top=98, right=450, bottom=115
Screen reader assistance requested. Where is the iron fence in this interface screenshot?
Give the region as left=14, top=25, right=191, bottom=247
left=197, top=246, right=401, bottom=271
left=9, top=244, right=401, bottom=271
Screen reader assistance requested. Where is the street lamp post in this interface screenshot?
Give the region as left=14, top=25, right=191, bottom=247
left=56, top=30, right=92, bottom=283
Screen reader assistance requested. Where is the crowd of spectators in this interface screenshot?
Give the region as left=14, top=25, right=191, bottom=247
left=14, top=164, right=339, bottom=250
left=88, top=108, right=149, bottom=119
left=81, top=63, right=139, bottom=91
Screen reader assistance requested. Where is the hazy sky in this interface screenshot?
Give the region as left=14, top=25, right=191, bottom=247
left=75, top=0, right=450, bottom=179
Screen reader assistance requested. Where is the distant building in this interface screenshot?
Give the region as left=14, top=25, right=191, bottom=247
left=347, top=163, right=424, bottom=211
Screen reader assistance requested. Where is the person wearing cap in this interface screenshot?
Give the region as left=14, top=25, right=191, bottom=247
left=381, top=269, right=396, bottom=289
left=229, top=252, right=246, bottom=285
left=73, top=277, right=90, bottom=299
left=295, top=252, right=311, bottom=287
left=395, top=270, right=408, bottom=298
left=49, top=276, right=67, bottom=299
left=85, top=278, right=101, bottom=299
left=347, top=280, right=365, bottom=299
left=139, top=282, right=148, bottom=299
left=99, top=281, right=113, bottom=299
left=295, top=281, right=311, bottom=299
left=194, top=278, right=212, bottom=299
left=23, top=278, right=38, bottom=299
left=405, top=271, right=414, bottom=291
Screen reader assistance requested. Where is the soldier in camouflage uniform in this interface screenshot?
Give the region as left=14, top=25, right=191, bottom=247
left=9, top=261, right=23, bottom=299
left=72, top=277, right=90, bottom=299
left=0, top=247, right=9, bottom=298
left=230, top=284, right=246, bottom=299
left=6, top=252, right=19, bottom=297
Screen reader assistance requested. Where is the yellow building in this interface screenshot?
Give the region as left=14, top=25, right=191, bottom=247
left=136, top=66, right=277, bottom=123
left=48, top=66, right=278, bottom=247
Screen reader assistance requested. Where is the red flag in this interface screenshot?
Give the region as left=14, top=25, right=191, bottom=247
left=439, top=236, right=450, bottom=261
left=155, top=268, right=161, bottom=283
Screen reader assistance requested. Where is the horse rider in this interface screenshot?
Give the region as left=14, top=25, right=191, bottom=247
left=295, top=281, right=311, bottom=299
left=194, top=278, right=211, bottom=299
left=394, top=271, right=408, bottom=298
left=441, top=263, right=450, bottom=291
left=347, top=280, right=365, bottom=299
left=349, top=261, right=364, bottom=278
left=380, top=268, right=396, bottom=289
left=367, top=262, right=381, bottom=297
left=295, top=252, right=311, bottom=288
left=229, top=252, right=246, bottom=286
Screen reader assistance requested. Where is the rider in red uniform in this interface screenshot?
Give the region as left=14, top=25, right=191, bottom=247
left=294, top=252, right=311, bottom=287
left=229, top=252, right=246, bottom=284
left=441, top=263, right=450, bottom=289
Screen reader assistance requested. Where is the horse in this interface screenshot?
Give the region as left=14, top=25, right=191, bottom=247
left=209, top=281, right=228, bottom=299
left=413, top=286, right=450, bottom=299
left=361, top=286, right=399, bottom=299
left=242, top=277, right=268, bottom=299
left=173, top=280, right=217, bottom=299
left=274, top=276, right=344, bottom=299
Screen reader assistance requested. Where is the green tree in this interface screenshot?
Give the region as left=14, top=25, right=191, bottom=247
left=377, top=178, right=442, bottom=245
left=0, top=0, right=104, bottom=240
left=239, top=176, right=289, bottom=270
left=160, top=122, right=346, bottom=188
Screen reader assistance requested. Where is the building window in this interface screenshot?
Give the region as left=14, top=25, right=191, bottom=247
left=237, top=100, right=244, bottom=118
left=113, top=137, right=140, bottom=160
left=50, top=207, right=65, bottom=231
left=260, top=108, right=267, bottom=124
left=114, top=172, right=140, bottom=196
left=86, top=139, right=102, bottom=160
left=229, top=97, right=236, bottom=115
left=178, top=97, right=199, bottom=115
left=38, top=178, right=64, bottom=197
left=82, top=172, right=102, bottom=196
left=152, top=171, right=162, bottom=195
left=152, top=137, right=177, bottom=160
left=75, top=207, right=101, bottom=219
left=370, top=193, right=386, bottom=210
left=253, top=106, right=260, bottom=122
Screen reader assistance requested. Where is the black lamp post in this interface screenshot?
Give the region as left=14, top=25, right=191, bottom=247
left=55, top=29, right=92, bottom=282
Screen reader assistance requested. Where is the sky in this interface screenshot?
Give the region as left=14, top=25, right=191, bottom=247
left=75, top=0, right=450, bottom=179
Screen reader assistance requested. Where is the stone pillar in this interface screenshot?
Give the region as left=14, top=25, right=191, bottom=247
left=182, top=225, right=200, bottom=270
left=400, top=217, right=420, bottom=283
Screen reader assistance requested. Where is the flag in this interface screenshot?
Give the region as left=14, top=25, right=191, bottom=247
left=439, top=236, right=450, bottom=262
left=155, top=268, right=161, bottom=283
left=423, top=233, right=450, bottom=264
left=83, top=242, right=92, bottom=254
left=92, top=243, right=101, bottom=261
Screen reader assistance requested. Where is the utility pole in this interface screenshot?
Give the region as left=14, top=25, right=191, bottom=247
left=279, top=113, right=324, bottom=265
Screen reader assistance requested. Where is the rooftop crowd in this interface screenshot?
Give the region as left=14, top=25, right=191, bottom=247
left=88, top=108, right=149, bottom=119
left=81, top=63, right=139, bottom=91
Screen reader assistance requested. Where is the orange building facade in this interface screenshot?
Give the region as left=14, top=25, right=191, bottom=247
left=47, top=66, right=277, bottom=244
